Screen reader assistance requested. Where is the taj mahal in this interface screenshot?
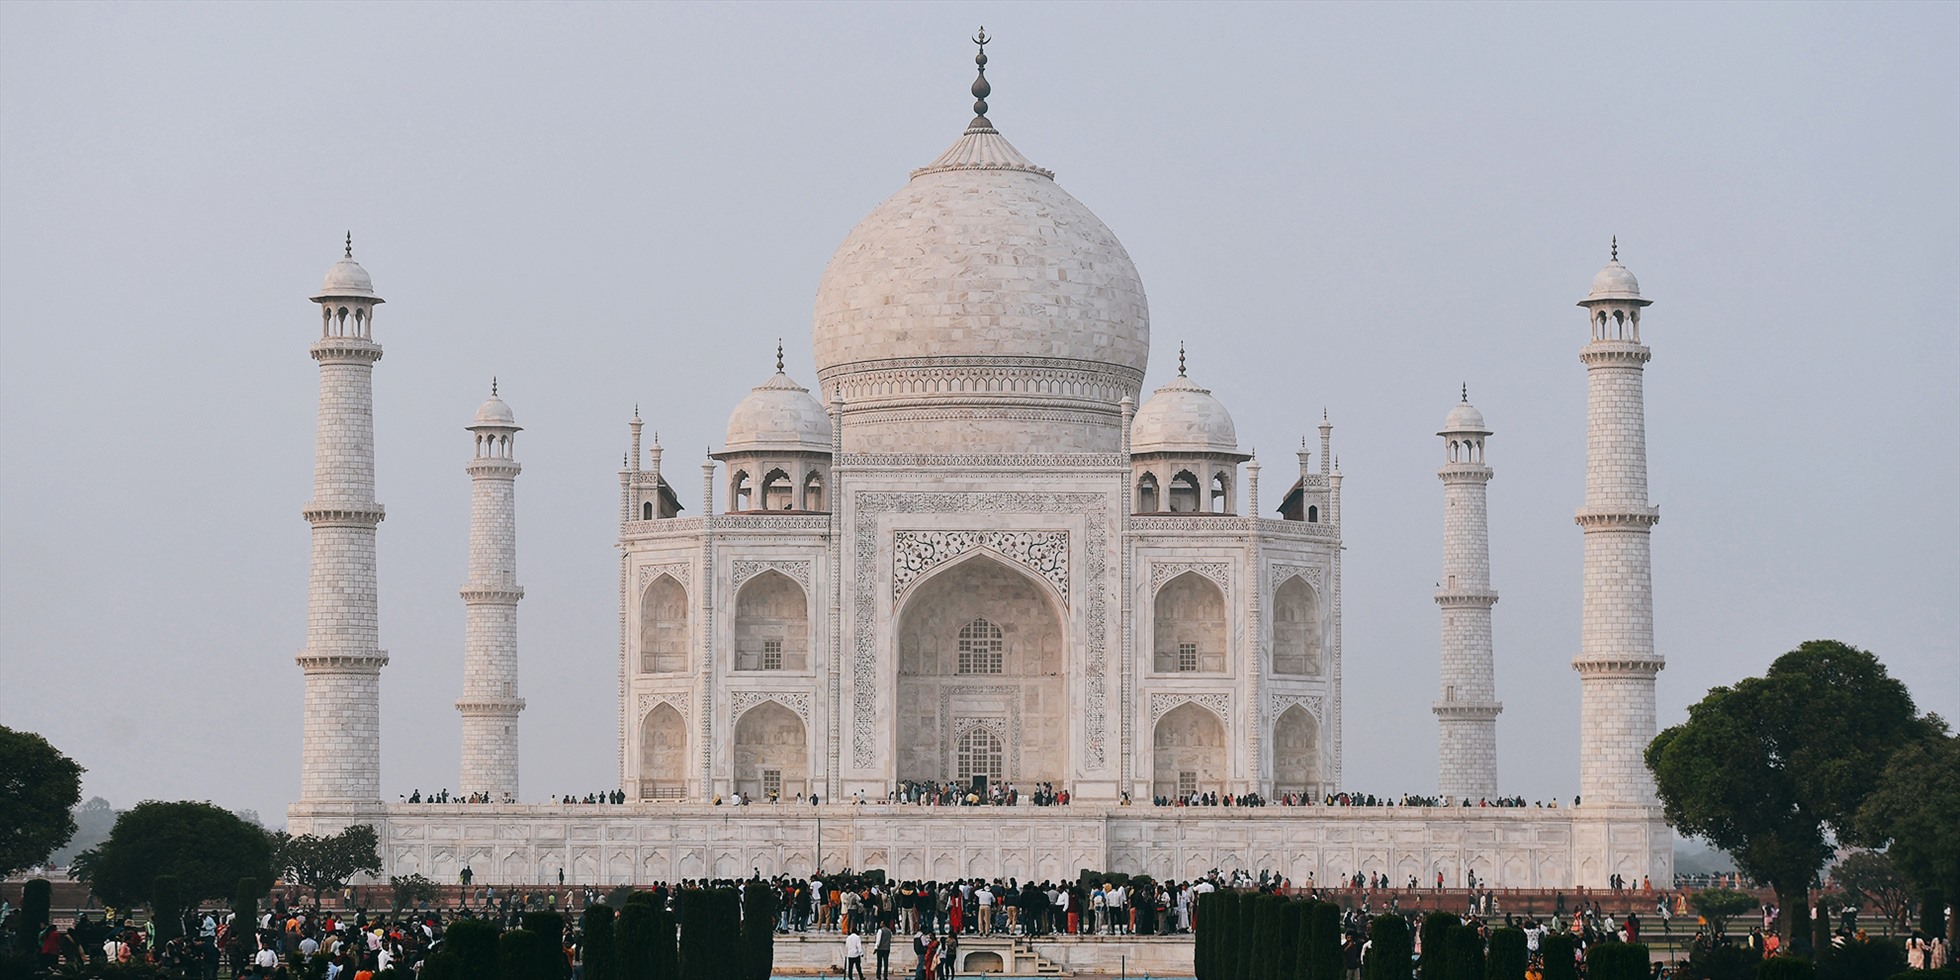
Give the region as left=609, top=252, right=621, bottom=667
left=286, top=36, right=1673, bottom=892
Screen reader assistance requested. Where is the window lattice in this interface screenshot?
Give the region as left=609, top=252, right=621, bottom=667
left=1178, top=642, right=1198, bottom=672
left=762, top=639, right=783, bottom=670
left=957, top=728, right=1004, bottom=787
left=1177, top=770, right=1198, bottom=798
left=761, top=768, right=783, bottom=800
left=957, top=618, right=1004, bottom=674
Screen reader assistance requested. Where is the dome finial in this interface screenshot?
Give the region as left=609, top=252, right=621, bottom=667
left=968, top=27, right=993, bottom=132
left=344, top=231, right=353, bottom=258
left=1611, top=235, right=1618, bottom=261
left=1461, top=382, right=1468, bottom=402
left=1178, top=342, right=1187, bottom=377
left=776, top=338, right=785, bottom=374
left=491, top=376, right=498, bottom=397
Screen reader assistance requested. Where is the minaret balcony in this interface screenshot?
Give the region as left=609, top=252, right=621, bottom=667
left=1573, top=507, right=1659, bottom=529
left=1433, top=590, right=1498, bottom=608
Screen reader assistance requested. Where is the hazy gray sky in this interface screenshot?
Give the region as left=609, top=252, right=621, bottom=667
left=3, top=3, right=1954, bottom=828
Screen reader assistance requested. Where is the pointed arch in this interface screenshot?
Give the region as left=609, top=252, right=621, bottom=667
left=1169, top=470, right=1201, bottom=513
left=734, top=569, right=808, bottom=671
left=1154, top=570, right=1225, bottom=673
left=639, top=574, right=689, bottom=673
left=1271, top=575, right=1322, bottom=675
left=760, top=467, right=793, bottom=511
left=1152, top=701, right=1226, bottom=800
left=732, top=699, right=807, bottom=801
left=1272, top=704, right=1320, bottom=797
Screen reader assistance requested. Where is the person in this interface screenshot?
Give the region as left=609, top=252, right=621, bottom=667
left=911, top=927, right=931, bottom=980
left=938, top=931, right=958, bottom=979
left=874, top=921, right=893, bottom=980
left=844, top=929, right=865, bottom=979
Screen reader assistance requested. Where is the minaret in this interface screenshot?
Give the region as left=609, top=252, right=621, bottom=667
left=1573, top=239, right=1663, bottom=807
left=1434, top=386, right=1501, bottom=800
left=298, top=236, right=388, bottom=803
left=457, top=381, right=525, bottom=801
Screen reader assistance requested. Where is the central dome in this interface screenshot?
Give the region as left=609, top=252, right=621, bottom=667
left=812, top=112, right=1150, bottom=454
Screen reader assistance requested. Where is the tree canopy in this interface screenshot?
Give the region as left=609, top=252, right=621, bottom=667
left=1646, top=640, right=1935, bottom=941
left=1854, top=732, right=1959, bottom=945
left=1830, top=851, right=1911, bottom=932
left=0, top=726, right=85, bottom=874
left=277, top=824, right=382, bottom=903
left=75, top=800, right=276, bottom=908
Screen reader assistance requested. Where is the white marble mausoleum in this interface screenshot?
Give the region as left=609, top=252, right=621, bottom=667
left=287, top=38, right=1673, bottom=890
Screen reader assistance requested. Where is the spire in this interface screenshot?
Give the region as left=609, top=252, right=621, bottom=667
left=1461, top=383, right=1468, bottom=402
left=968, top=27, right=992, bottom=133
left=344, top=231, right=353, bottom=258
left=776, top=338, right=785, bottom=374
left=1177, top=342, right=1187, bottom=377
left=1611, top=235, right=1619, bottom=261
left=491, top=376, right=499, bottom=397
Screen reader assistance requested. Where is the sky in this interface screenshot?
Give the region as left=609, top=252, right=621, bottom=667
left=2, top=3, right=1955, bottom=830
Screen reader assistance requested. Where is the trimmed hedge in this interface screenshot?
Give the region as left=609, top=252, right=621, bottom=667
left=1275, top=899, right=1305, bottom=980
left=446, top=918, right=504, bottom=979
left=1586, top=943, right=1651, bottom=980
left=582, top=905, right=616, bottom=980
left=1420, top=913, right=1457, bottom=980
left=500, top=928, right=554, bottom=980
left=1237, top=890, right=1259, bottom=980
left=677, top=888, right=740, bottom=980
left=1486, top=927, right=1526, bottom=980
left=1758, top=956, right=1818, bottom=980
left=1540, top=934, right=1577, bottom=980
left=1193, top=890, right=1219, bottom=980
left=1309, top=901, right=1344, bottom=980
left=1445, top=923, right=1484, bottom=980
left=652, top=901, right=678, bottom=980
left=1250, top=895, right=1284, bottom=980
left=740, top=882, right=778, bottom=980
left=1817, top=938, right=1905, bottom=980
left=1366, top=914, right=1415, bottom=980
left=19, top=879, right=52, bottom=955
left=615, top=900, right=655, bottom=980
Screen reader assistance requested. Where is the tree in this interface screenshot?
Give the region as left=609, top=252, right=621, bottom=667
left=152, top=875, right=184, bottom=943
left=76, top=800, right=275, bottom=908
left=1420, top=913, right=1456, bottom=980
left=1309, top=901, right=1344, bottom=980
left=1276, top=899, right=1305, bottom=980
left=615, top=899, right=655, bottom=980
left=0, top=726, right=84, bottom=874
left=1540, top=934, right=1576, bottom=980
left=499, top=928, right=553, bottom=980
left=1830, top=851, right=1911, bottom=934
left=739, top=881, right=777, bottom=980
left=16, top=878, right=52, bottom=956
left=279, top=824, right=383, bottom=904
left=1585, top=944, right=1650, bottom=980
left=444, top=918, right=502, bottom=978
left=582, top=905, right=617, bottom=980
left=1365, top=914, right=1415, bottom=980
left=677, top=888, right=739, bottom=980
left=1690, top=889, right=1759, bottom=938
left=1647, top=641, right=1936, bottom=943
left=1251, top=894, right=1283, bottom=980
left=1486, top=928, right=1527, bottom=980
left=1445, top=923, right=1484, bottom=980
left=1855, top=732, right=1960, bottom=947
left=391, top=873, right=440, bottom=910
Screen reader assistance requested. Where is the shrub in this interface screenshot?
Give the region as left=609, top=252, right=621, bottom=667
left=1586, top=942, right=1651, bottom=980
left=1193, top=890, right=1218, bottom=980
left=677, top=888, right=740, bottom=980
left=582, top=905, right=616, bottom=980
left=1681, top=942, right=1762, bottom=980
left=1275, top=899, right=1304, bottom=980
left=651, top=902, right=678, bottom=980
left=1237, top=891, right=1259, bottom=980
left=1206, top=889, right=1240, bottom=980
left=444, top=918, right=503, bottom=978
left=499, top=928, right=553, bottom=980
left=1486, top=928, right=1526, bottom=980
left=615, top=901, right=655, bottom=980
left=740, top=882, right=777, bottom=980
left=1294, top=900, right=1319, bottom=980
left=1445, top=923, right=1484, bottom=980
left=1817, top=939, right=1905, bottom=980
left=1540, top=933, right=1577, bottom=980
left=420, top=953, right=464, bottom=980
left=1249, top=894, right=1284, bottom=980
left=1310, top=901, right=1344, bottom=980
left=523, top=911, right=565, bottom=949
left=1758, top=956, right=1817, bottom=980
left=231, top=877, right=259, bottom=953
left=1366, top=914, right=1415, bottom=980
left=1421, top=913, right=1457, bottom=980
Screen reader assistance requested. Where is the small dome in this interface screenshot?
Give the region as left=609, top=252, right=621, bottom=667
left=314, top=247, right=379, bottom=301
left=1581, top=241, right=1650, bottom=306
left=473, top=395, right=516, bottom=427
left=724, top=372, right=832, bottom=454
left=1131, top=371, right=1239, bottom=455
left=1441, top=397, right=1488, bottom=435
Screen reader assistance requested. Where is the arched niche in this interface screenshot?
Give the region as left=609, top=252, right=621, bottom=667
left=639, top=574, right=688, bottom=673
left=1271, top=576, right=1321, bottom=675
left=895, top=553, right=1065, bottom=787
left=1153, top=571, right=1225, bottom=673
left=639, top=703, right=687, bottom=800
left=1153, top=701, right=1226, bottom=800
left=732, top=700, right=807, bottom=801
left=733, top=570, right=808, bottom=671
left=1271, top=704, right=1320, bottom=797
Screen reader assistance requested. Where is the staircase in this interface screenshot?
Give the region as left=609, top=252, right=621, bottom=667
left=954, top=934, right=1070, bottom=976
